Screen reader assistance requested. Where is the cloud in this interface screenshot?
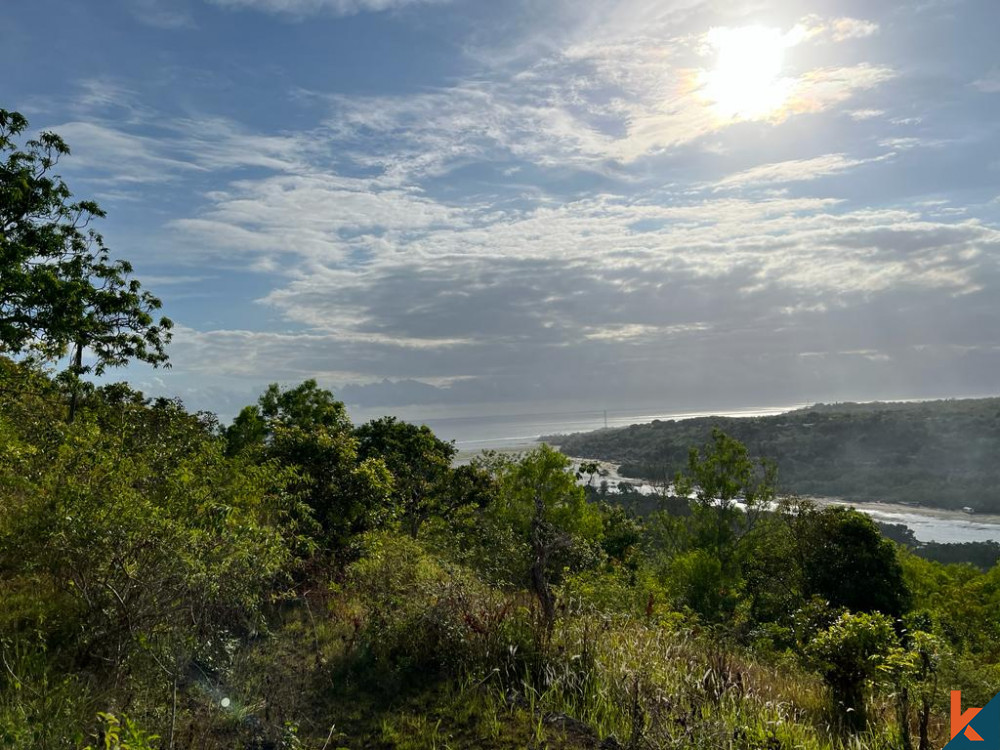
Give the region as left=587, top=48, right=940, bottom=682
left=784, top=64, right=895, bottom=115
left=972, top=67, right=1000, bottom=93
left=124, top=0, right=195, bottom=28
left=305, top=21, right=895, bottom=175
left=41, top=3, right=1000, bottom=415
left=877, top=136, right=948, bottom=150
left=712, top=153, right=876, bottom=190
left=52, top=113, right=323, bottom=186
left=206, top=0, right=447, bottom=18
left=830, top=17, right=880, bottom=41
left=54, top=121, right=201, bottom=184
left=166, top=163, right=1000, bottom=382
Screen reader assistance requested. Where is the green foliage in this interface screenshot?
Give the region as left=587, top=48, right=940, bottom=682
left=0, top=110, right=171, bottom=375
left=482, top=446, right=604, bottom=630
left=226, top=380, right=393, bottom=549
left=667, top=548, right=732, bottom=620
left=665, top=429, right=779, bottom=621
left=900, top=549, right=1000, bottom=661
left=82, top=713, right=159, bottom=750
left=878, top=625, right=948, bottom=750
left=259, top=379, right=353, bottom=434
left=554, top=397, right=1000, bottom=512
left=0, top=364, right=303, bottom=743
left=807, top=612, right=898, bottom=731
left=344, top=532, right=532, bottom=680
left=488, top=445, right=603, bottom=544
left=798, top=506, right=912, bottom=617
left=356, top=416, right=491, bottom=538
left=0, top=361, right=992, bottom=749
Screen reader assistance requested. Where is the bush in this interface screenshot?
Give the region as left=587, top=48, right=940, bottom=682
left=345, top=532, right=534, bottom=680
left=806, top=611, right=898, bottom=731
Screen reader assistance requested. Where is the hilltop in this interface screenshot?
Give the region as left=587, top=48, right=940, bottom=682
left=548, top=397, right=1000, bottom=512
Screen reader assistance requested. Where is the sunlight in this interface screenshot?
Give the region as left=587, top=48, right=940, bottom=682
left=701, top=25, right=795, bottom=121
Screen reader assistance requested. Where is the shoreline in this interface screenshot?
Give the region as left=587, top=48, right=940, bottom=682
left=453, top=441, right=1000, bottom=542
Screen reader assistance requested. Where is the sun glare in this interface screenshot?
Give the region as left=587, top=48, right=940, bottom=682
left=701, top=26, right=794, bottom=121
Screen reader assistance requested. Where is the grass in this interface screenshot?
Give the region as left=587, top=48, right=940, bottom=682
left=200, top=595, right=918, bottom=750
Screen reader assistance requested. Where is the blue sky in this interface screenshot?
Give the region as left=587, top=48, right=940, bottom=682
left=4, top=0, right=1000, bottom=422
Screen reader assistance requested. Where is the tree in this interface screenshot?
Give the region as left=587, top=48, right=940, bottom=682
left=879, top=622, right=948, bottom=750
left=355, top=416, right=490, bottom=538
left=671, top=430, right=777, bottom=620
left=225, top=380, right=393, bottom=549
left=674, top=429, right=777, bottom=571
left=0, top=382, right=300, bottom=697
left=0, top=109, right=171, bottom=397
left=487, top=445, right=604, bottom=634
left=797, top=506, right=912, bottom=618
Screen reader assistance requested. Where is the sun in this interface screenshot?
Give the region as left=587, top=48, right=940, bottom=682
left=701, top=26, right=794, bottom=121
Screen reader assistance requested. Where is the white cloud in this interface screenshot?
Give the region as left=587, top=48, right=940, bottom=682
left=307, top=28, right=895, bottom=173
left=164, top=162, right=999, bottom=366
left=43, top=4, right=998, bottom=412
left=207, top=0, right=446, bottom=17
left=712, top=153, right=874, bottom=190
left=878, top=136, right=948, bottom=150
left=830, top=17, right=879, bottom=41
left=170, top=172, right=468, bottom=265
left=125, top=0, right=195, bottom=28
left=972, top=67, right=1000, bottom=93
left=52, top=115, right=324, bottom=186
left=784, top=64, right=895, bottom=115
left=54, top=121, right=201, bottom=184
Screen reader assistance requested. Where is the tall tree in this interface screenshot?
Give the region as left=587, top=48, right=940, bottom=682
left=225, top=380, right=393, bottom=550
left=488, top=445, right=604, bottom=634
left=355, top=416, right=486, bottom=538
left=0, top=109, right=172, bottom=394
left=796, top=506, right=912, bottom=618
left=674, top=429, right=777, bottom=571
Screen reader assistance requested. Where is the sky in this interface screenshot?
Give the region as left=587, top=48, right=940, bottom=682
left=3, top=0, right=1000, bottom=424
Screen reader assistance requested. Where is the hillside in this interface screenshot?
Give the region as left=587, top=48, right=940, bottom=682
left=7, top=362, right=1000, bottom=749
left=549, top=398, right=1000, bottom=512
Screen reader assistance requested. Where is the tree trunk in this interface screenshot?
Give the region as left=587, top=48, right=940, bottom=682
left=67, top=341, right=83, bottom=422
left=918, top=697, right=931, bottom=750
left=897, top=687, right=913, bottom=750
left=530, top=491, right=555, bottom=637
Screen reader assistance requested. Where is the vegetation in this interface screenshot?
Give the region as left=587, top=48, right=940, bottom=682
left=548, top=398, right=1000, bottom=512
left=0, top=110, right=171, bottom=377
left=2, top=363, right=999, bottom=748
left=2, top=110, right=999, bottom=749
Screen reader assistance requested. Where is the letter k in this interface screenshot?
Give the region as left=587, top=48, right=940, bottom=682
left=952, top=691, right=984, bottom=741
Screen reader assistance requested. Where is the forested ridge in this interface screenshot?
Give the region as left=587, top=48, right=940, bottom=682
left=550, top=398, right=1000, bottom=512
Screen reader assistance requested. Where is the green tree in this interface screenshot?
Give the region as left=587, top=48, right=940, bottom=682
left=671, top=430, right=778, bottom=621
left=0, top=383, right=301, bottom=727
left=356, top=416, right=472, bottom=538
left=878, top=622, right=948, bottom=750
left=739, top=511, right=804, bottom=628
left=487, top=445, right=603, bottom=633
left=674, top=429, right=777, bottom=571
left=797, top=506, right=911, bottom=618
left=226, top=381, right=393, bottom=549
left=0, top=110, right=171, bottom=396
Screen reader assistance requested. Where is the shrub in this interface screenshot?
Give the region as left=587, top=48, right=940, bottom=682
left=806, top=611, right=898, bottom=732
